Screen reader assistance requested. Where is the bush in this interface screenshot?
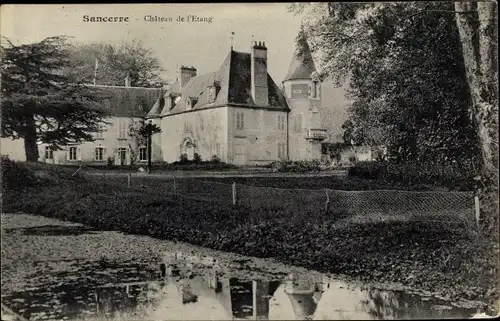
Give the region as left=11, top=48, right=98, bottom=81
left=271, top=160, right=322, bottom=173
left=211, top=155, right=221, bottom=164
left=1, top=156, right=38, bottom=191
left=193, top=153, right=202, bottom=164
left=179, top=154, right=189, bottom=164
left=348, top=161, right=476, bottom=190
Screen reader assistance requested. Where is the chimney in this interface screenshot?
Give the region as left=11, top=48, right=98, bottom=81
left=251, top=41, right=268, bottom=106
left=125, top=72, right=131, bottom=87
left=180, top=65, right=197, bottom=88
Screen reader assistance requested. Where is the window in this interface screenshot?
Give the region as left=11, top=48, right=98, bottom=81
left=45, top=147, right=53, bottom=160
left=95, top=147, right=104, bottom=161
left=236, top=112, right=245, bottom=130
left=118, top=121, right=127, bottom=139
left=95, top=125, right=104, bottom=139
left=139, top=147, right=147, bottom=161
left=278, top=143, right=286, bottom=159
left=294, top=114, right=303, bottom=132
left=69, top=147, right=77, bottom=161
left=207, top=86, right=216, bottom=104
left=189, top=97, right=198, bottom=109
left=277, top=115, right=286, bottom=131
left=310, top=80, right=320, bottom=99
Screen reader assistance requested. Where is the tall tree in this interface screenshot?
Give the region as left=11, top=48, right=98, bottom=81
left=68, top=40, right=166, bottom=88
left=1, top=36, right=110, bottom=162
left=127, top=118, right=161, bottom=167
left=289, top=2, right=480, bottom=166
left=289, top=1, right=498, bottom=232
left=454, top=1, right=498, bottom=234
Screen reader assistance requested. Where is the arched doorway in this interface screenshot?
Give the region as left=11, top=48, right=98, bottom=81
left=181, top=138, right=196, bottom=160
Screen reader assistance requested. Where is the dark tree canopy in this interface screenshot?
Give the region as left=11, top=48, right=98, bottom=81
left=67, top=40, right=166, bottom=88
left=291, top=2, right=479, bottom=167
left=1, top=36, right=110, bottom=161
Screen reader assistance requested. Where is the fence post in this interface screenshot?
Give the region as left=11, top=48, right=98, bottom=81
left=475, top=195, right=480, bottom=230
left=325, top=188, right=330, bottom=211
left=232, top=182, right=237, bottom=205
left=128, top=173, right=131, bottom=188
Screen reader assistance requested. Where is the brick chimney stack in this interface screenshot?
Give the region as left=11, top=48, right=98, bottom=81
left=251, top=41, right=268, bottom=106
left=180, top=66, right=197, bottom=88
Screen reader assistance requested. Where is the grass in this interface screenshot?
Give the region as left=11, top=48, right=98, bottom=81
left=2, top=161, right=498, bottom=313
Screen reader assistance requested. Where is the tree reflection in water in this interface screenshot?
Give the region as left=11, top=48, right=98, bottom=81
left=21, top=251, right=477, bottom=321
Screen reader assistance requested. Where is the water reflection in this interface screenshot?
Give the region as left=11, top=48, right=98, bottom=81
left=2, top=251, right=477, bottom=320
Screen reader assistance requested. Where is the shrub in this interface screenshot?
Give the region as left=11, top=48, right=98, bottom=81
left=193, top=153, right=202, bottom=164
left=211, top=155, right=221, bottom=164
left=271, top=160, right=322, bottom=173
left=1, top=156, right=38, bottom=191
left=107, top=156, right=115, bottom=167
left=348, top=161, right=476, bottom=190
left=179, top=154, right=189, bottom=164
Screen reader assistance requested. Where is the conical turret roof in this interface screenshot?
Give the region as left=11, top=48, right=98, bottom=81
left=284, top=29, right=317, bottom=81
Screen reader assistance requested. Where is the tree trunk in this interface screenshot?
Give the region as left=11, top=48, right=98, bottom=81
left=454, top=1, right=498, bottom=172
left=147, top=131, right=152, bottom=174
left=454, top=1, right=498, bottom=232
left=23, top=115, right=39, bottom=162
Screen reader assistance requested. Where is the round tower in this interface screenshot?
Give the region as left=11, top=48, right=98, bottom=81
left=283, top=29, right=326, bottom=161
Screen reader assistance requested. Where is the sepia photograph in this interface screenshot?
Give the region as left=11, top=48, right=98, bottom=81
left=0, top=2, right=498, bottom=320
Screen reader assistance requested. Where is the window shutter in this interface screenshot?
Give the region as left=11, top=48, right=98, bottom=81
left=77, top=148, right=82, bottom=161
left=66, top=149, right=70, bottom=161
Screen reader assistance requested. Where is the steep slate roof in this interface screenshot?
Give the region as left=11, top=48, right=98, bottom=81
left=284, top=41, right=317, bottom=81
left=92, top=85, right=162, bottom=117
left=151, top=50, right=289, bottom=117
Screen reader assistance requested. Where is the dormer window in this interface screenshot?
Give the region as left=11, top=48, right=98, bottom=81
left=207, top=81, right=220, bottom=104
left=207, top=86, right=215, bottom=104
left=188, top=97, right=198, bottom=109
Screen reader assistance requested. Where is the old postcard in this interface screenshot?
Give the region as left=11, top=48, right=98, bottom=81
left=1, top=2, right=498, bottom=320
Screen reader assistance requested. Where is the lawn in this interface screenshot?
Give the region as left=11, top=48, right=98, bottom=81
left=2, top=161, right=498, bottom=312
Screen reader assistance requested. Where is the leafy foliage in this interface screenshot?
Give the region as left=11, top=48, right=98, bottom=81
left=127, top=118, right=161, bottom=165
left=348, top=161, right=477, bottom=191
left=1, top=155, right=37, bottom=191
left=293, top=2, right=479, bottom=167
left=3, top=171, right=497, bottom=310
left=1, top=36, right=110, bottom=161
left=67, top=40, right=166, bottom=88
left=269, top=160, right=322, bottom=173
left=193, top=153, right=202, bottom=164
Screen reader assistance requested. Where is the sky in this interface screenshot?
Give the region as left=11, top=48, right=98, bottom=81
left=1, top=3, right=304, bottom=84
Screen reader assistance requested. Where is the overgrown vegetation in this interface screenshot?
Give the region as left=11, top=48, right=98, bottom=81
left=1, top=161, right=497, bottom=312
left=269, top=160, right=322, bottom=173
left=1, top=156, right=38, bottom=191
left=290, top=1, right=498, bottom=240
left=348, top=161, right=477, bottom=191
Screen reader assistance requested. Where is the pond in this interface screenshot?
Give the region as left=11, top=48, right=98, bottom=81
left=2, top=250, right=478, bottom=321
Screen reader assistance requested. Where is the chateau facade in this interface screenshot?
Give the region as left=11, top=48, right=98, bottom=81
left=1, top=39, right=328, bottom=166
left=147, top=40, right=326, bottom=165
